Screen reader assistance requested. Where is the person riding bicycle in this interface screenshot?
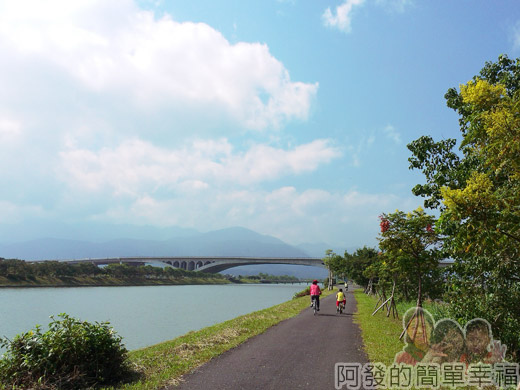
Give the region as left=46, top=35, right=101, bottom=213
left=310, top=280, right=321, bottom=311
left=336, top=288, right=346, bottom=311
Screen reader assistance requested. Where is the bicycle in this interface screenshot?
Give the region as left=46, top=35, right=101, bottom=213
left=337, top=301, right=345, bottom=314
left=311, top=296, right=319, bottom=315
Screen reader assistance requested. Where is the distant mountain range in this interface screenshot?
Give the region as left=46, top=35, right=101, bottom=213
left=0, top=226, right=353, bottom=278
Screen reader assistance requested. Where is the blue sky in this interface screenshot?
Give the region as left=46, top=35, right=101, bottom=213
left=1, top=0, right=519, bottom=249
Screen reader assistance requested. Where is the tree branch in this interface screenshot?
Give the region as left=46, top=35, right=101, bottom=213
left=498, top=228, right=520, bottom=244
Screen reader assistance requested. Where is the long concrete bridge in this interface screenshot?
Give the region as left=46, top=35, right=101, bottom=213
left=60, top=256, right=325, bottom=273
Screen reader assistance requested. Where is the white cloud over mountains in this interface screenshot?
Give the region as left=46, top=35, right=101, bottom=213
left=92, top=186, right=418, bottom=246
left=0, top=0, right=420, bottom=248
left=0, top=0, right=330, bottom=245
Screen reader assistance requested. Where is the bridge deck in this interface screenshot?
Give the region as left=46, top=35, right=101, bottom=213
left=30, top=256, right=453, bottom=273
left=31, top=256, right=325, bottom=274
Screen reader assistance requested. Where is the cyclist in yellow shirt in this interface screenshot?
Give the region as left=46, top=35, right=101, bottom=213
left=336, top=288, right=346, bottom=312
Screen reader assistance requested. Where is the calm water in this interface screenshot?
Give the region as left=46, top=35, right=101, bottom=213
left=0, top=284, right=307, bottom=351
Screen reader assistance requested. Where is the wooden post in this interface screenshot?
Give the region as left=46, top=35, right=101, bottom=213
left=386, top=281, right=398, bottom=319
left=365, top=279, right=374, bottom=295
left=372, top=296, right=393, bottom=316
left=374, top=289, right=383, bottom=310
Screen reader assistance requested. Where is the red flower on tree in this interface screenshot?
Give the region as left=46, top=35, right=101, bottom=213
left=379, top=216, right=390, bottom=233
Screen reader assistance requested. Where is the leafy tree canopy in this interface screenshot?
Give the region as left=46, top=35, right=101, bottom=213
left=378, top=208, right=442, bottom=306
left=408, top=54, right=520, bottom=360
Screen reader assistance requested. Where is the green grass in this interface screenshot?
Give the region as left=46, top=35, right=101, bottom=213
left=353, top=290, right=404, bottom=365
left=353, top=292, right=484, bottom=390
left=105, top=287, right=335, bottom=389
left=353, top=291, right=450, bottom=365
left=0, top=275, right=230, bottom=288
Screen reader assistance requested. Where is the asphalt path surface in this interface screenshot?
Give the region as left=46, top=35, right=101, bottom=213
left=172, top=289, right=368, bottom=389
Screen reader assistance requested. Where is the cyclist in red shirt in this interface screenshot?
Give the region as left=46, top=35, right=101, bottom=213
left=309, top=280, right=321, bottom=311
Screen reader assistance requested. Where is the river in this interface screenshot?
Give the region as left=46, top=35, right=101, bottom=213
left=0, top=283, right=307, bottom=351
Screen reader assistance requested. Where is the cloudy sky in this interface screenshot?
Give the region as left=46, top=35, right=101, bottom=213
left=1, top=0, right=519, bottom=249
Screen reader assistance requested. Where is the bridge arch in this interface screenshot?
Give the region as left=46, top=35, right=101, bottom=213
left=195, top=258, right=324, bottom=273
left=44, top=256, right=452, bottom=277
left=58, top=256, right=327, bottom=274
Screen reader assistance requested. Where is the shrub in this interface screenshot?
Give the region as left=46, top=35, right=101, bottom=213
left=293, top=287, right=310, bottom=299
left=0, top=313, right=135, bottom=389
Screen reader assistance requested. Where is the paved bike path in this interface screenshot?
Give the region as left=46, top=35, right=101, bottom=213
left=172, top=290, right=368, bottom=389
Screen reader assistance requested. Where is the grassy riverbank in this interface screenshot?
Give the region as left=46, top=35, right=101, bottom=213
left=0, top=260, right=233, bottom=288
left=107, top=287, right=335, bottom=389
left=0, top=275, right=230, bottom=288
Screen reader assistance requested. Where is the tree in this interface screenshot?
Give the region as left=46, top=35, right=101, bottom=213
left=378, top=208, right=442, bottom=308
left=409, top=55, right=520, bottom=262
left=440, top=76, right=520, bottom=262
left=343, top=246, right=379, bottom=287
left=408, top=54, right=520, bottom=360
left=378, top=208, right=443, bottom=341
left=323, top=249, right=344, bottom=290
left=407, top=136, right=463, bottom=209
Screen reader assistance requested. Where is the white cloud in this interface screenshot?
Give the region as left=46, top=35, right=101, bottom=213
left=179, top=180, right=210, bottom=192
left=383, top=124, right=401, bottom=144
left=91, top=187, right=419, bottom=246
left=0, top=0, right=317, bottom=130
left=0, top=117, right=22, bottom=143
left=322, top=0, right=414, bottom=33
left=322, top=0, right=364, bottom=33
left=0, top=201, right=46, bottom=223
left=383, top=125, right=401, bottom=145
left=346, top=134, right=375, bottom=167
left=58, top=138, right=342, bottom=194
left=375, top=0, right=414, bottom=13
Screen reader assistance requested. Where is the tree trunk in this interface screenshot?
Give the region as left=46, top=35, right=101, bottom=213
left=416, top=273, right=422, bottom=308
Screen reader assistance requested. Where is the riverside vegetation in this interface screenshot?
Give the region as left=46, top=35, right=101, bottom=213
left=0, top=258, right=303, bottom=287
left=0, top=314, right=135, bottom=389
left=0, top=259, right=229, bottom=287
left=323, top=55, right=520, bottom=362
left=0, top=286, right=332, bottom=389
